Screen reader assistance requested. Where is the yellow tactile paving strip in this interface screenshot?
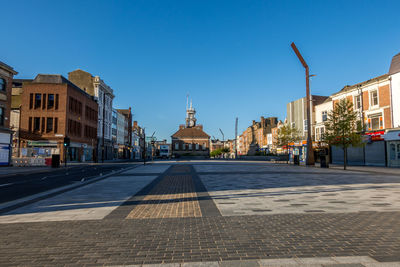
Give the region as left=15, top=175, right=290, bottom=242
left=126, top=174, right=202, bottom=219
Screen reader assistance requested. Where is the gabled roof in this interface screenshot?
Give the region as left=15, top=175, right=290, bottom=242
left=171, top=127, right=210, bottom=139
left=332, top=74, right=389, bottom=96
left=389, top=52, right=400, bottom=75
left=0, top=61, right=18, bottom=75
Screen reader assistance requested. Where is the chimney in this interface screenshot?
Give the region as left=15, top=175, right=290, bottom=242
left=252, top=120, right=256, bottom=125
left=133, top=121, right=138, bottom=129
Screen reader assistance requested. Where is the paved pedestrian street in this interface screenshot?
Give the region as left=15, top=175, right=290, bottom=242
left=1, top=161, right=400, bottom=266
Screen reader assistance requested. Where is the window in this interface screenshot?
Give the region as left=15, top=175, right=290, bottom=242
left=175, top=143, right=179, bottom=150
left=370, top=90, right=378, bottom=107
left=33, top=117, right=40, bottom=132
left=0, top=107, right=4, bottom=126
left=42, top=94, right=46, bottom=109
left=54, top=118, right=58, bottom=133
left=29, top=93, right=33, bottom=109
left=34, top=94, right=42, bottom=109
left=46, top=118, right=53, bottom=132
left=355, top=95, right=362, bottom=109
left=196, top=144, right=199, bottom=150
left=0, top=78, right=5, bottom=91
left=322, top=111, right=328, bottom=122
left=316, top=127, right=320, bottom=141
left=47, top=94, right=54, bottom=109
left=304, top=120, right=308, bottom=131
left=29, top=117, right=32, bottom=132
left=189, top=144, right=192, bottom=150
left=368, top=114, right=382, bottom=130
left=41, top=117, right=45, bottom=132
left=55, top=94, right=59, bottom=110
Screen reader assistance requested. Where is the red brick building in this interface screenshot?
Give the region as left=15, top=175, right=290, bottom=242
left=171, top=101, right=210, bottom=157
left=19, top=74, right=98, bottom=162
left=0, top=61, right=18, bottom=165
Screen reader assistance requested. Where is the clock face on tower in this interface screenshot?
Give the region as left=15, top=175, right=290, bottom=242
left=189, top=120, right=195, bottom=127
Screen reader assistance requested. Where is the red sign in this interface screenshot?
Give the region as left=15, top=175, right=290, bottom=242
left=365, top=131, right=384, bottom=141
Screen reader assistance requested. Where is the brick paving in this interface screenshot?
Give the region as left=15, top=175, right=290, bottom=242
left=126, top=173, right=201, bottom=219
left=1, top=162, right=400, bottom=266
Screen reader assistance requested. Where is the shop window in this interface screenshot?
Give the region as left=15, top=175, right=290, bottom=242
left=46, top=118, right=53, bottom=132
left=34, top=94, right=41, bottom=109
left=390, top=144, right=396, bottom=160
left=0, top=78, right=5, bottom=91
left=47, top=94, right=54, bottom=109
left=398, top=144, right=400, bottom=160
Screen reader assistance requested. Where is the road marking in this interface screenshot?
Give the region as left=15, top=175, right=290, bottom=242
left=0, top=183, right=14, bottom=187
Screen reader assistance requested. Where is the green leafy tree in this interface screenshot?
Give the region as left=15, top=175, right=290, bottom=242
left=277, top=123, right=301, bottom=163
left=323, top=98, right=363, bottom=170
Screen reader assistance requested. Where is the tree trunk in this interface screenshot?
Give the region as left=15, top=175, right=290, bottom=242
left=343, top=147, right=347, bottom=170
left=286, top=144, right=289, bottom=164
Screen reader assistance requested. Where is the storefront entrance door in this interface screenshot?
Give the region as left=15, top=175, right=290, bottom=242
left=388, top=141, right=400, bottom=167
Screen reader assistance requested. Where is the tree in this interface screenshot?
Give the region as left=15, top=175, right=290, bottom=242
left=277, top=123, right=301, bottom=163
left=323, top=98, right=363, bottom=170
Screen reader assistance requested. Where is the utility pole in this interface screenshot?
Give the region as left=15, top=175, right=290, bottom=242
left=143, top=129, right=146, bottom=165
left=102, top=91, right=106, bottom=163
left=235, top=117, right=238, bottom=159
left=291, top=42, right=315, bottom=165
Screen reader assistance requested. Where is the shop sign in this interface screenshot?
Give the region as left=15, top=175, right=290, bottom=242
left=383, top=130, right=400, bottom=141
left=365, top=131, right=384, bottom=141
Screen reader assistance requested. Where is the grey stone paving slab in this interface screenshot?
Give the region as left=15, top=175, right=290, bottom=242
left=323, top=264, right=365, bottom=267
left=0, top=173, right=157, bottom=223
left=333, top=257, right=378, bottom=264
left=197, top=162, right=400, bottom=216
left=219, top=260, right=260, bottom=267
left=181, top=262, right=219, bottom=267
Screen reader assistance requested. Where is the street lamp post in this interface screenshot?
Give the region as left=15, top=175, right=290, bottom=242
left=291, top=42, right=315, bottom=165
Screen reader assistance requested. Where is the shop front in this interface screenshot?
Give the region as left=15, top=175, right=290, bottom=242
left=0, top=131, right=12, bottom=166
left=24, top=140, right=59, bottom=158
left=385, top=129, right=400, bottom=167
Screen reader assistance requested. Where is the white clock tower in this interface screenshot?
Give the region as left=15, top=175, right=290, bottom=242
left=185, top=98, right=197, bottom=128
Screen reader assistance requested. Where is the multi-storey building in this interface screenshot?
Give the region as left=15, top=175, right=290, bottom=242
left=116, top=108, right=132, bottom=159
left=132, top=121, right=143, bottom=159
left=68, top=69, right=115, bottom=161
left=387, top=52, right=400, bottom=167
left=314, top=97, right=333, bottom=143
left=0, top=62, right=18, bottom=165
left=330, top=74, right=391, bottom=166
left=171, top=101, right=210, bottom=157
left=286, top=95, right=328, bottom=162
left=19, top=74, right=98, bottom=162
left=240, top=117, right=278, bottom=155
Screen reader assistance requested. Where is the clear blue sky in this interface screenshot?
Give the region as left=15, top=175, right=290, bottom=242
left=2, top=0, right=400, bottom=141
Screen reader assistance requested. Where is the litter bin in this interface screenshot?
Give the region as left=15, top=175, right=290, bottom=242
left=319, top=150, right=329, bottom=168
left=293, top=155, right=300, bottom=165
left=51, top=154, right=60, bottom=168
